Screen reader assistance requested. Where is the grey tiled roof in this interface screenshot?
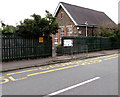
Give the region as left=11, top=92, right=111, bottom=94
left=61, top=2, right=116, bottom=28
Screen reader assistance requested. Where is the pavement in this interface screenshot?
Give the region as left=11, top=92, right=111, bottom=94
left=1, top=49, right=119, bottom=72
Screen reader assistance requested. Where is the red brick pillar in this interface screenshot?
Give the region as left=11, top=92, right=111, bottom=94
left=64, top=27, right=67, bottom=36
left=58, top=29, right=60, bottom=44
left=52, top=34, right=54, bottom=45
left=71, top=27, right=74, bottom=36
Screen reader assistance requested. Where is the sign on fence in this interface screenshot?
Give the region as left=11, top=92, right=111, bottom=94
left=64, top=39, right=73, bottom=47
left=39, top=37, right=44, bottom=43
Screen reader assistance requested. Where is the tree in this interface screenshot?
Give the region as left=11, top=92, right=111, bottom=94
left=16, top=19, right=35, bottom=37
left=44, top=10, right=59, bottom=35
left=0, top=28, right=2, bottom=31
left=16, top=10, right=59, bottom=38
left=97, top=21, right=120, bottom=40
left=98, top=21, right=114, bottom=37
left=2, top=25, right=16, bottom=34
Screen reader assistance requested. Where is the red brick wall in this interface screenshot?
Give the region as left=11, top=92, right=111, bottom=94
left=64, top=27, right=67, bottom=36
left=52, top=34, right=55, bottom=44
left=58, top=29, right=61, bottom=44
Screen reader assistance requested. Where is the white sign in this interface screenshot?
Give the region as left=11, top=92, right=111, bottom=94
left=64, top=39, right=73, bottom=47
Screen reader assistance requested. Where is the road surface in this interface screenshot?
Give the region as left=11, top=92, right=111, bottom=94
left=1, top=54, right=119, bottom=96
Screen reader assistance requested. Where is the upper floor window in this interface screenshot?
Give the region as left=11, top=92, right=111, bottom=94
left=60, top=12, right=64, bottom=19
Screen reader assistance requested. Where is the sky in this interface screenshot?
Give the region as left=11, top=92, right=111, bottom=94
left=118, top=0, right=120, bottom=23
left=0, top=0, right=119, bottom=27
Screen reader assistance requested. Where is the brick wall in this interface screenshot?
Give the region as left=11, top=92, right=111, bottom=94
left=53, top=6, right=98, bottom=45
left=56, top=6, right=74, bottom=26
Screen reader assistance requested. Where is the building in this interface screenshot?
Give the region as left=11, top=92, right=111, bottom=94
left=118, top=23, right=120, bottom=30
left=52, top=2, right=116, bottom=45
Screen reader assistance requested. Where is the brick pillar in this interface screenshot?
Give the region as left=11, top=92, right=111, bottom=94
left=52, top=34, right=54, bottom=45
left=71, top=27, right=74, bottom=36
left=64, top=27, right=67, bottom=36
left=58, top=29, right=60, bottom=44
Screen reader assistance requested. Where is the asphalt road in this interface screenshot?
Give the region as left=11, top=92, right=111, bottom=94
left=1, top=54, right=119, bottom=96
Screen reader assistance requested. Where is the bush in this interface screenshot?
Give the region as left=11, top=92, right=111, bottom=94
left=56, top=44, right=63, bottom=49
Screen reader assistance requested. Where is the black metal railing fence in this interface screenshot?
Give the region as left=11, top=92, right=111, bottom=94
left=2, top=35, right=52, bottom=61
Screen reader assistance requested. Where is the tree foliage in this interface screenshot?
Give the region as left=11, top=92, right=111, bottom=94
left=0, top=28, right=2, bottom=32
left=16, top=10, right=59, bottom=38
left=2, top=25, right=16, bottom=34
left=98, top=21, right=120, bottom=40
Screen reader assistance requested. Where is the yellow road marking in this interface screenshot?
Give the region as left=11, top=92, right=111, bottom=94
left=7, top=68, right=39, bottom=75
left=27, top=60, right=103, bottom=77
left=6, top=61, right=82, bottom=76
left=27, top=64, right=84, bottom=76
left=102, top=56, right=118, bottom=61
left=84, top=54, right=118, bottom=61
left=9, top=76, right=28, bottom=81
left=5, top=54, right=119, bottom=76
left=1, top=54, right=118, bottom=84
left=27, top=55, right=118, bottom=77
left=0, top=78, right=9, bottom=84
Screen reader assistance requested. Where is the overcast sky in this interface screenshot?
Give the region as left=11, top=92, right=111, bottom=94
left=0, top=0, right=119, bottom=26
left=118, top=0, right=120, bottom=23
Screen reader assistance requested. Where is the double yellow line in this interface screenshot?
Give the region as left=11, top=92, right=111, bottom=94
left=27, top=54, right=118, bottom=77
left=6, top=54, right=118, bottom=76
left=0, top=54, right=118, bottom=85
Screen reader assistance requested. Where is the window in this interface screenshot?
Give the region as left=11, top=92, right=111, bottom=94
left=67, top=27, right=72, bottom=35
left=60, top=28, right=64, bottom=37
left=54, top=38, right=58, bottom=42
left=60, top=12, right=64, bottom=19
left=54, top=37, right=58, bottom=45
left=54, top=33, right=58, bottom=44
